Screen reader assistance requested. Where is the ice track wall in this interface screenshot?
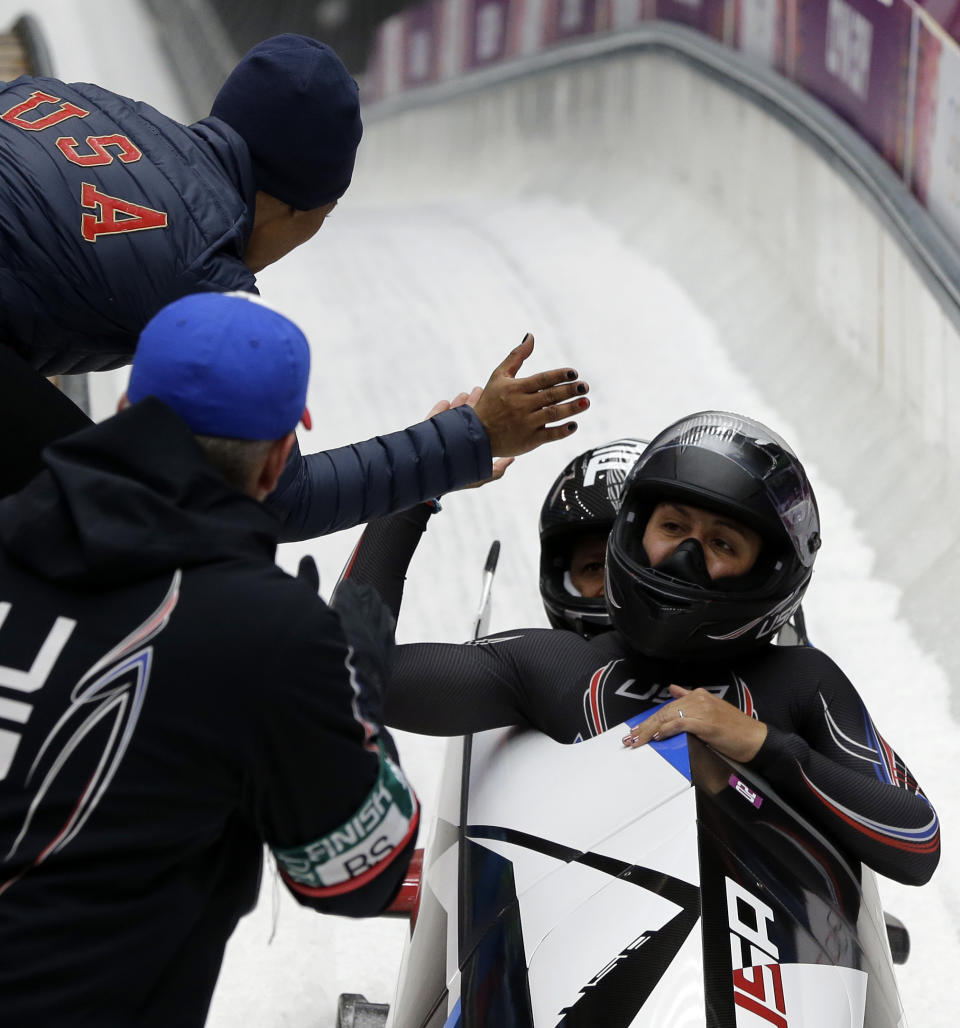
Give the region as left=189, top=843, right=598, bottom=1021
left=360, top=25, right=960, bottom=701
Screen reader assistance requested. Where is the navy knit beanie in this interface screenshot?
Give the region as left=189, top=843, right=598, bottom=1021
left=211, top=34, right=363, bottom=210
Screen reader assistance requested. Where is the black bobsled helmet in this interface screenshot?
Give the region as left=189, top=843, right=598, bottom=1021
left=605, top=411, right=820, bottom=661
left=539, top=438, right=647, bottom=636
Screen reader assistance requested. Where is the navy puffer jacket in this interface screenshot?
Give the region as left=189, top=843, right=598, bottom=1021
left=0, top=76, right=495, bottom=537
left=0, top=75, right=255, bottom=374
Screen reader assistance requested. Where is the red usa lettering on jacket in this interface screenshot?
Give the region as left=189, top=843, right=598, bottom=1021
left=1, top=90, right=168, bottom=242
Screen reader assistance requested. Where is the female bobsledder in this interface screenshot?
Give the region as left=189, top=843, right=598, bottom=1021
left=343, top=410, right=940, bottom=886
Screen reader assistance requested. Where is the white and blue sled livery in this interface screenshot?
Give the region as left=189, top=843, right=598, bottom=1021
left=374, top=708, right=907, bottom=1027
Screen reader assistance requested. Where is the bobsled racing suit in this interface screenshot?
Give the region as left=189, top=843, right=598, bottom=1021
left=0, top=400, right=419, bottom=1027
left=0, top=77, right=493, bottom=518
left=343, top=505, right=940, bottom=888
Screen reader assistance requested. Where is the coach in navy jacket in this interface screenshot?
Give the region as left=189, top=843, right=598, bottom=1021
left=0, top=35, right=588, bottom=520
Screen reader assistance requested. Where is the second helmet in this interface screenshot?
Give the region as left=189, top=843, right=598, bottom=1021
left=539, top=438, right=647, bottom=636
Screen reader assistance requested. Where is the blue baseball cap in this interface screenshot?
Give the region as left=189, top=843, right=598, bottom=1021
left=128, top=292, right=312, bottom=440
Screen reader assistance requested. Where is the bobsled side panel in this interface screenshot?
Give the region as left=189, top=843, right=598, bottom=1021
left=437, top=736, right=467, bottom=827
left=472, top=788, right=701, bottom=972
left=462, top=806, right=702, bottom=1026
left=394, top=728, right=907, bottom=1028
left=466, top=726, right=690, bottom=868
left=590, top=784, right=700, bottom=885
left=530, top=863, right=701, bottom=1025
left=390, top=738, right=468, bottom=1027
left=621, top=921, right=707, bottom=1028
left=856, top=870, right=908, bottom=1027
left=458, top=839, right=534, bottom=1027
left=388, top=874, right=451, bottom=1028
left=442, top=998, right=460, bottom=1027
left=777, top=965, right=868, bottom=1023
left=690, top=739, right=903, bottom=1028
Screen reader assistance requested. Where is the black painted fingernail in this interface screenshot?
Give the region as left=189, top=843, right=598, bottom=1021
left=566, top=369, right=577, bottom=380
left=576, top=383, right=586, bottom=394
left=567, top=422, right=578, bottom=432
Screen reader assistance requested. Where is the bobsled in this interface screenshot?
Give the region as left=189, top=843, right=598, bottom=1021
left=368, top=708, right=908, bottom=1028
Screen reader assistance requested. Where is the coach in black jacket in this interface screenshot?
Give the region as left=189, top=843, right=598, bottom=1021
left=0, top=292, right=420, bottom=1025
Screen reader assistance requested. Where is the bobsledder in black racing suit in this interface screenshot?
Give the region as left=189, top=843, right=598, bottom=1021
left=342, top=502, right=940, bottom=888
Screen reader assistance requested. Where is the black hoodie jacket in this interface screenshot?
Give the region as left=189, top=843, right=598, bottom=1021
left=0, top=400, right=419, bottom=1026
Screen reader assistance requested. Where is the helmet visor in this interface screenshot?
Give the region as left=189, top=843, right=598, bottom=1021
left=632, top=412, right=820, bottom=568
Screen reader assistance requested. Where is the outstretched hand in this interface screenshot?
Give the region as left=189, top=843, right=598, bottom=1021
left=621, top=684, right=768, bottom=763
left=427, top=387, right=515, bottom=487
left=470, top=334, right=590, bottom=458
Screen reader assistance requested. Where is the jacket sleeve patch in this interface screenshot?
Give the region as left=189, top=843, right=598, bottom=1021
left=272, top=740, right=418, bottom=897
